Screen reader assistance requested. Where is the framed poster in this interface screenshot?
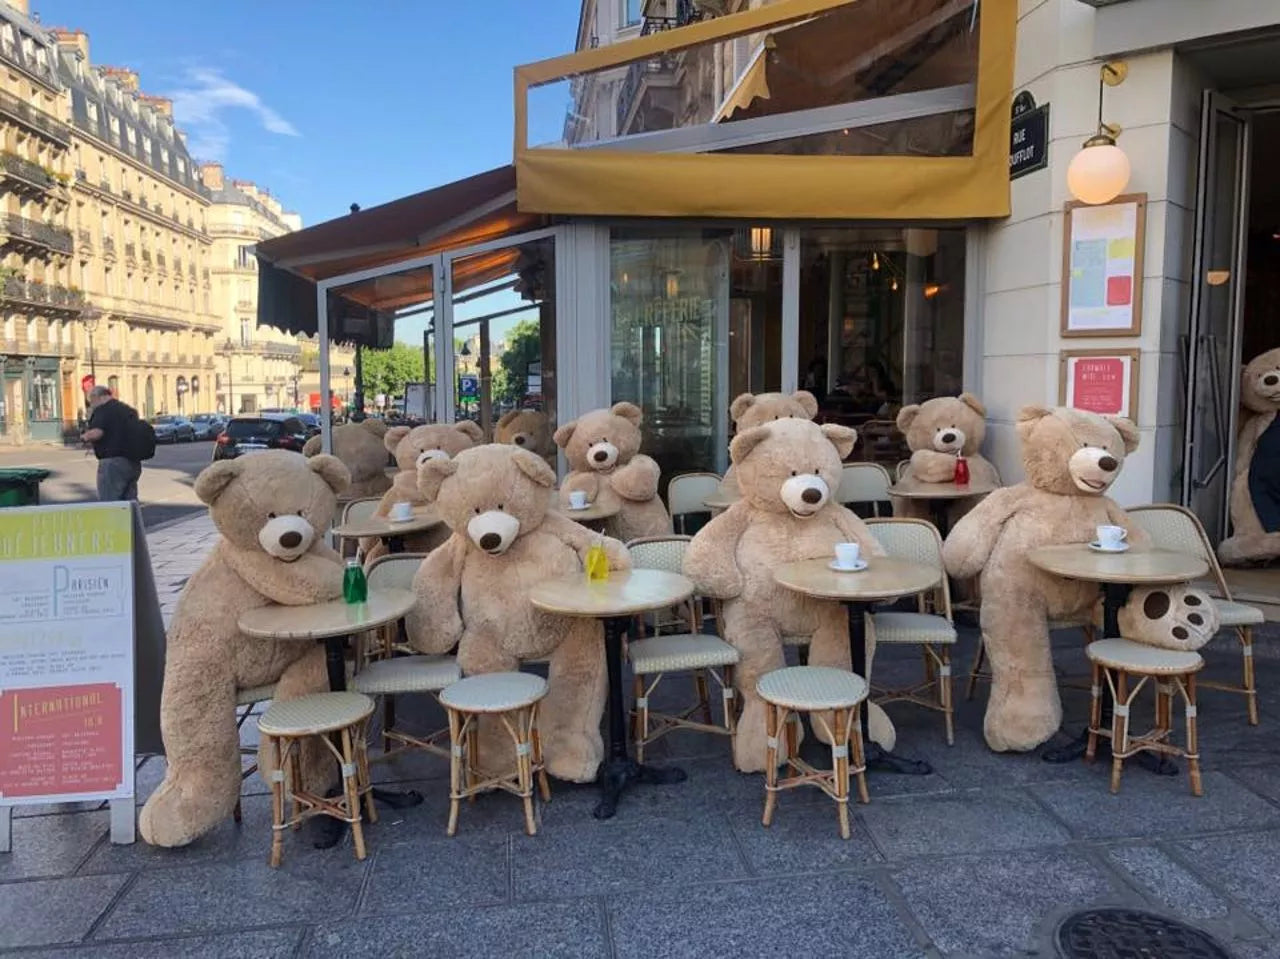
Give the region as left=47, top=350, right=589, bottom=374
left=1061, top=193, right=1146, bottom=337
left=1059, top=349, right=1140, bottom=419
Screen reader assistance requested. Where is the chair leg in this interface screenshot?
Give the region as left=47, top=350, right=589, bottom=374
left=1109, top=670, right=1129, bottom=795
left=446, top=708, right=463, bottom=837
left=531, top=716, right=552, bottom=803
left=466, top=720, right=479, bottom=803
left=695, top=670, right=713, bottom=725
left=357, top=719, right=377, bottom=824
left=516, top=707, right=537, bottom=837
left=851, top=704, right=870, bottom=805
left=233, top=798, right=243, bottom=824
left=382, top=693, right=396, bottom=755
left=1086, top=662, right=1102, bottom=761
left=340, top=727, right=368, bottom=862
left=1186, top=673, right=1202, bottom=797
left=966, top=638, right=986, bottom=701
left=266, top=735, right=284, bottom=868
left=722, top=665, right=737, bottom=735
left=1241, top=626, right=1258, bottom=726
left=833, top=707, right=850, bottom=840
left=939, top=647, right=954, bottom=746
left=632, top=674, right=648, bottom=764
left=762, top=704, right=780, bottom=828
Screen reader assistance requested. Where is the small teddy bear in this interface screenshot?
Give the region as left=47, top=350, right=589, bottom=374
left=495, top=409, right=556, bottom=466
left=406, top=444, right=631, bottom=782
left=139, top=450, right=349, bottom=848
left=891, top=393, right=1000, bottom=524
left=555, top=402, right=671, bottom=542
left=719, top=390, right=819, bottom=499
left=302, top=418, right=392, bottom=500
left=1219, top=347, right=1280, bottom=565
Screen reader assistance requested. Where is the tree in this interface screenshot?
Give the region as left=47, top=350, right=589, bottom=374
left=494, top=319, right=543, bottom=407
left=359, top=342, right=425, bottom=400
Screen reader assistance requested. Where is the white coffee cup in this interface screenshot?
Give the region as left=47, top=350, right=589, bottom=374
left=391, top=501, right=414, bottom=522
left=1096, top=524, right=1127, bottom=549
left=568, top=490, right=588, bottom=510
left=834, top=542, right=861, bottom=569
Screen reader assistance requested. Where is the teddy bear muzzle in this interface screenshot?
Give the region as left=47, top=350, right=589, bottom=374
left=587, top=441, right=618, bottom=471
left=257, top=514, right=316, bottom=562
left=467, top=510, right=521, bottom=555
left=933, top=426, right=966, bottom=453
left=781, top=474, right=829, bottom=517
left=1068, top=446, right=1120, bottom=493
left=416, top=449, right=450, bottom=468
left=1257, top=370, right=1280, bottom=401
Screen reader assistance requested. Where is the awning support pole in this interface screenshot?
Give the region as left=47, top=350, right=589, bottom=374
left=317, top=283, right=332, bottom=456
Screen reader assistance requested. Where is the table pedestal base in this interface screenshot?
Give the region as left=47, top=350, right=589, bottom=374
left=594, top=758, right=687, bottom=820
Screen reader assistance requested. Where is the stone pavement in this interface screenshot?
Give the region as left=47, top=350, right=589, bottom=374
left=2, top=512, right=1279, bottom=957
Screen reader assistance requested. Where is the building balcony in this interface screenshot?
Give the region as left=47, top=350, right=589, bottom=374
left=124, top=242, right=137, bottom=267
left=121, top=187, right=133, bottom=202
left=102, top=236, right=116, bottom=259
left=0, top=152, right=57, bottom=194
left=616, top=54, right=684, bottom=136
left=156, top=253, right=167, bottom=273
left=98, top=178, right=112, bottom=194
left=138, top=196, right=149, bottom=210
left=76, top=227, right=92, bottom=249
left=173, top=257, right=183, bottom=274
left=0, top=276, right=87, bottom=314
left=253, top=340, right=302, bottom=358
left=0, top=89, right=70, bottom=146
left=109, top=348, right=122, bottom=362
left=0, top=42, right=59, bottom=91
left=235, top=299, right=254, bottom=312
left=0, top=214, right=73, bottom=256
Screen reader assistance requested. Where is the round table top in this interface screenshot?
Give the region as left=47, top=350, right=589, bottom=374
left=773, top=556, right=941, bottom=603
left=384, top=466, right=402, bottom=478
left=889, top=477, right=998, bottom=500
left=529, top=568, right=693, bottom=618
left=703, top=491, right=738, bottom=510
left=556, top=500, right=621, bottom=523
left=332, top=507, right=441, bottom=540
left=239, top=587, right=417, bottom=641
left=1025, top=545, right=1209, bottom=585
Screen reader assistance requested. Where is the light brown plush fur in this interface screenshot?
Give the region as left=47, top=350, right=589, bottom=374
left=942, top=406, right=1147, bottom=753
left=555, top=402, right=671, bottom=542
left=1219, top=348, right=1280, bottom=565
left=1118, top=585, right=1221, bottom=652
left=406, top=444, right=630, bottom=782
left=684, top=418, right=887, bottom=773
left=719, top=390, right=818, bottom=498
left=495, top=409, right=556, bottom=466
left=363, top=421, right=484, bottom=560
left=891, top=393, right=1000, bottom=524
left=138, top=450, right=349, bottom=848
left=302, top=419, right=392, bottom=500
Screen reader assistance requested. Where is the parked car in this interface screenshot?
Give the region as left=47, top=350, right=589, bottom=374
left=151, top=415, right=196, bottom=443
left=212, top=414, right=311, bottom=461
left=294, top=413, right=322, bottom=436
left=189, top=413, right=226, bottom=441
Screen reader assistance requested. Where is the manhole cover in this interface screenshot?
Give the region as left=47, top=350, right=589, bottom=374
left=1055, top=909, right=1234, bottom=959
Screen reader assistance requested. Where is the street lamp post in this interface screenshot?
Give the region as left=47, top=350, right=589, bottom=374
left=81, top=307, right=100, bottom=409
left=223, top=338, right=235, bottom=415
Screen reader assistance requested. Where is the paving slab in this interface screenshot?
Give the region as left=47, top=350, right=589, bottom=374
left=0, top=873, right=130, bottom=949
left=1179, top=830, right=1280, bottom=934
left=0, top=811, right=106, bottom=881
left=1104, top=845, right=1232, bottom=920
left=359, top=833, right=509, bottom=915
left=19, top=928, right=302, bottom=958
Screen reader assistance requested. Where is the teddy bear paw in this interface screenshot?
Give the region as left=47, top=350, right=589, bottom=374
left=138, top=787, right=204, bottom=848
left=1118, top=585, right=1221, bottom=652
left=543, top=730, right=604, bottom=784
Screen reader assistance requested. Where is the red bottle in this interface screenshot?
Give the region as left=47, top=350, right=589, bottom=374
left=953, top=455, right=970, bottom=486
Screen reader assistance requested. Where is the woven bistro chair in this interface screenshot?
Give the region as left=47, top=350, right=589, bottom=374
left=338, top=496, right=383, bottom=559
left=667, top=472, right=723, bottom=534
left=626, top=535, right=739, bottom=762
left=865, top=518, right=957, bottom=743
left=232, top=682, right=277, bottom=825
left=1128, top=504, right=1266, bottom=724
left=836, top=462, right=893, bottom=517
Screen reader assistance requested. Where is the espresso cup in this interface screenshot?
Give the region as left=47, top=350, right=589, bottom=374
left=391, top=501, right=413, bottom=521
left=568, top=490, right=588, bottom=510
left=1096, top=524, right=1127, bottom=549
left=834, top=542, right=861, bottom=569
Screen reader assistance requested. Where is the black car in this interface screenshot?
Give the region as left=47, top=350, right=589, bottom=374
left=294, top=413, right=322, bottom=436
left=212, top=414, right=311, bottom=461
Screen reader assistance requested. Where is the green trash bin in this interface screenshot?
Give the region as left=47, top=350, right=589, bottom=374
left=0, top=468, right=52, bottom=507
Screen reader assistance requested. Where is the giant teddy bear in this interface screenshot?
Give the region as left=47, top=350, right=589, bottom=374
left=139, top=450, right=349, bottom=847
left=1219, top=347, right=1280, bottom=565
left=942, top=406, right=1148, bottom=753
left=555, top=402, right=672, bottom=542
left=719, top=390, right=819, bottom=499
left=495, top=409, right=556, bottom=467
left=684, top=417, right=891, bottom=773
left=407, top=444, right=631, bottom=782
left=891, top=393, right=1000, bottom=525
left=302, top=418, right=393, bottom=500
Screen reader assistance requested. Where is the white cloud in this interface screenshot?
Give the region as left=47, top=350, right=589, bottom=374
left=167, top=67, right=299, bottom=161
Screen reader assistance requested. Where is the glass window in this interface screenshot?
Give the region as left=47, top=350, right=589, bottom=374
left=623, top=0, right=642, bottom=26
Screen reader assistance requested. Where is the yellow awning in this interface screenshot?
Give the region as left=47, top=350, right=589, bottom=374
left=714, top=36, right=773, bottom=122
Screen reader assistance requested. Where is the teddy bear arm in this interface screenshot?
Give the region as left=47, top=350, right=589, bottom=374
left=561, top=471, right=600, bottom=501
left=831, top=508, right=886, bottom=557
left=942, top=486, right=1023, bottom=579
left=683, top=508, right=747, bottom=598
left=406, top=539, right=465, bottom=654
left=222, top=548, right=344, bottom=606
left=610, top=455, right=661, bottom=501
left=910, top=449, right=959, bottom=483
left=1104, top=501, right=1151, bottom=549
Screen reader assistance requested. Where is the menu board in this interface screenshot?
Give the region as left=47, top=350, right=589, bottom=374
left=0, top=503, right=135, bottom=806
left=1059, top=349, right=1140, bottom=420
left=1061, top=195, right=1146, bottom=337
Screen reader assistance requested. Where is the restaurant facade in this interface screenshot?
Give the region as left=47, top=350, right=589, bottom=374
left=255, top=0, right=1280, bottom=553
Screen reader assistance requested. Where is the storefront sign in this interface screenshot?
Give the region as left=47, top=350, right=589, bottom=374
left=1059, top=349, right=1140, bottom=419
left=1010, top=92, right=1049, bottom=180
left=1062, top=194, right=1146, bottom=337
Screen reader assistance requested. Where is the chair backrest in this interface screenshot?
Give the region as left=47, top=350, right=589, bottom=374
left=365, top=552, right=428, bottom=592
left=866, top=517, right=951, bottom=618
left=1127, top=504, right=1228, bottom=597
left=667, top=472, right=722, bottom=518
left=895, top=459, right=911, bottom=481
left=837, top=462, right=892, bottom=508
left=627, top=535, right=692, bottom=574
left=342, top=496, right=383, bottom=526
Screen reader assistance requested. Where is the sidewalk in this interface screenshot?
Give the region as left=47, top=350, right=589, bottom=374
left=145, top=511, right=218, bottom=626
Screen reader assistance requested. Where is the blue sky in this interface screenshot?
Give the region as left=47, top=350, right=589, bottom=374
left=45, top=0, right=582, bottom=227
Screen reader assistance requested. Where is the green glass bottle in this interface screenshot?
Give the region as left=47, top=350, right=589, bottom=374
left=343, top=558, right=368, bottom=604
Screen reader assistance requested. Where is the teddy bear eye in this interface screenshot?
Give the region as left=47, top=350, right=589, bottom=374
left=296, top=510, right=304, bottom=517
left=474, top=507, right=481, bottom=515
left=813, top=468, right=820, bottom=475
left=498, top=504, right=505, bottom=511
left=267, top=512, right=277, bottom=519
left=790, top=470, right=797, bottom=477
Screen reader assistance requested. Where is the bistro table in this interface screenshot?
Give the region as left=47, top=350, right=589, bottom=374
left=555, top=499, right=621, bottom=534
left=1026, top=544, right=1209, bottom=767
left=773, top=557, right=940, bottom=775
left=384, top=466, right=401, bottom=479
left=702, top=490, right=737, bottom=513
left=332, top=506, right=441, bottom=553
left=529, top=568, right=694, bottom=819
left=888, top=476, right=998, bottom=538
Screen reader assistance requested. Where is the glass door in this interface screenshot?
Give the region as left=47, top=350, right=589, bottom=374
left=1183, top=92, right=1251, bottom=543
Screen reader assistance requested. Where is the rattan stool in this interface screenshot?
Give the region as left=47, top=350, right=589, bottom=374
left=757, top=666, right=870, bottom=839
left=258, top=691, right=376, bottom=867
left=438, top=672, right=551, bottom=837
left=1085, top=638, right=1205, bottom=796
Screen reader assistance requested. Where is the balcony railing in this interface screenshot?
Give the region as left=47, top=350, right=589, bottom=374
left=0, top=152, right=56, bottom=192
left=174, top=258, right=183, bottom=273
left=0, top=276, right=85, bottom=312
left=130, top=350, right=142, bottom=362
left=124, top=242, right=137, bottom=264
left=141, top=249, right=152, bottom=267
left=253, top=340, right=301, bottom=357
left=138, top=196, right=149, bottom=210
left=109, top=349, right=122, bottom=362
left=98, top=178, right=112, bottom=193
left=76, top=228, right=92, bottom=248
left=102, top=236, right=116, bottom=257
left=0, top=214, right=73, bottom=255
left=156, top=254, right=167, bottom=272
left=236, top=299, right=254, bottom=312
left=0, top=89, right=70, bottom=145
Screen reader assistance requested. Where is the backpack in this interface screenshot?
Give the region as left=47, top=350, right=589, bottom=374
left=125, top=410, right=157, bottom=461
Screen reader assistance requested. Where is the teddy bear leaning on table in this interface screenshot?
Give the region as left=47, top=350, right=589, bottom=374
left=891, top=392, right=1000, bottom=522
left=139, top=449, right=350, bottom=848
left=302, top=418, right=393, bottom=501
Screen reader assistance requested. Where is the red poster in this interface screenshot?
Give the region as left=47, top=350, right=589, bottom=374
left=1106, top=274, right=1132, bottom=306
left=1071, top=358, right=1126, bottom=415
left=0, top=683, right=123, bottom=798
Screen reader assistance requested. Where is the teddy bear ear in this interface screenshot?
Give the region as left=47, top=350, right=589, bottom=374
left=792, top=390, right=819, bottom=419
left=417, top=457, right=459, bottom=501
left=729, top=424, right=771, bottom=464
left=821, top=423, right=858, bottom=460
left=194, top=460, right=242, bottom=505
left=1105, top=415, right=1141, bottom=454
left=553, top=419, right=578, bottom=449
left=958, top=392, right=987, bottom=417
left=301, top=434, right=321, bottom=458
left=384, top=425, right=411, bottom=454
left=511, top=448, right=556, bottom=488
left=729, top=392, right=756, bottom=423
left=496, top=410, right=519, bottom=429
left=453, top=420, right=485, bottom=444
left=361, top=418, right=389, bottom=438
left=1015, top=404, right=1054, bottom=441
left=895, top=404, right=921, bottom=432
left=308, top=454, right=351, bottom=495
left=609, top=401, right=644, bottom=426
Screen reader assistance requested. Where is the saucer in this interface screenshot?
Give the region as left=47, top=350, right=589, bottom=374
left=566, top=504, right=591, bottom=512
left=1088, top=541, right=1129, bottom=553
left=389, top=515, right=416, bottom=524
left=828, top=559, right=869, bottom=573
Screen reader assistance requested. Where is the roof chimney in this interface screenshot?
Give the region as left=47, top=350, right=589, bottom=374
left=100, top=66, right=139, bottom=92
left=139, top=94, right=172, bottom=118
left=51, top=28, right=89, bottom=62
left=200, top=162, right=224, bottom=191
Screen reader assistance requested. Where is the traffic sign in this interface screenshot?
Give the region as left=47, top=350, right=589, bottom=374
left=459, top=375, right=479, bottom=399
left=80, top=374, right=95, bottom=392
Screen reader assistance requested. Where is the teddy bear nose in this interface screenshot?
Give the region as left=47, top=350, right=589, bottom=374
left=801, top=487, right=822, bottom=505
left=1266, top=374, right=1279, bottom=386
left=479, top=532, right=501, bottom=551
left=941, top=432, right=957, bottom=444
left=279, top=531, right=303, bottom=549
left=593, top=449, right=609, bottom=462
left=1098, top=455, right=1118, bottom=472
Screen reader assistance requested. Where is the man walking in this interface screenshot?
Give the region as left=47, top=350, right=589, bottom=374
left=80, top=385, right=142, bottom=501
